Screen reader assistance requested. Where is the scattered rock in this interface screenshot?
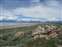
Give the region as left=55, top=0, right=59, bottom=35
left=58, top=45, right=62, bottom=47
left=15, top=31, right=25, bottom=37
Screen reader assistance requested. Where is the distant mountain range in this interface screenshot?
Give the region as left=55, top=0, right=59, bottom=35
left=0, top=19, right=62, bottom=24
left=0, top=16, right=62, bottom=24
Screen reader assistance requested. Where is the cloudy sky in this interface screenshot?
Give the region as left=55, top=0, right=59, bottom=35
left=0, top=0, right=62, bottom=21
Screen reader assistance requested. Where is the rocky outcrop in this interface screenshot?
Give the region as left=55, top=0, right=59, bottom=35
left=32, top=25, right=60, bottom=40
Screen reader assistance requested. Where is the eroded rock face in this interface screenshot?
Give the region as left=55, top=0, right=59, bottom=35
left=32, top=26, right=46, bottom=35
left=32, top=25, right=48, bottom=40
left=48, top=32, right=58, bottom=39
left=32, top=25, right=61, bottom=40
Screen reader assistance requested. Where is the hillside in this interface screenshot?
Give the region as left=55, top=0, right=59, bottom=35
left=0, top=23, right=62, bottom=47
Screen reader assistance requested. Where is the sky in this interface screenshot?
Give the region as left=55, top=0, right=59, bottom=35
left=0, top=0, right=62, bottom=21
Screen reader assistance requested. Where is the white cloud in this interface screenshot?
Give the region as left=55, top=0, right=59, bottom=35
left=46, top=0, right=60, bottom=7
left=32, top=0, right=40, bottom=3
left=21, top=18, right=32, bottom=21
left=13, top=4, right=62, bottom=21
left=0, top=0, right=62, bottom=21
left=0, top=8, right=16, bottom=20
